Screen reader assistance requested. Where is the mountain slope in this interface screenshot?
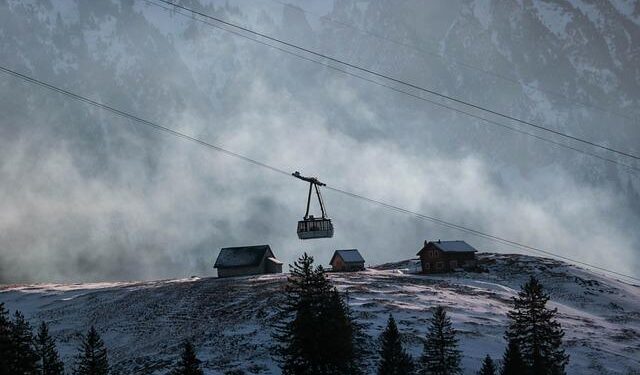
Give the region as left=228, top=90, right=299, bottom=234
left=1, top=0, right=639, bottom=283
left=1, top=253, right=639, bottom=374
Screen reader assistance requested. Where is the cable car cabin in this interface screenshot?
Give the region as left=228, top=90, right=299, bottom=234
left=293, top=171, right=334, bottom=240
left=297, top=215, right=334, bottom=239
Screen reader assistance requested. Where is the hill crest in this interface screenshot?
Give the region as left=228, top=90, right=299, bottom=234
left=1, top=253, right=639, bottom=374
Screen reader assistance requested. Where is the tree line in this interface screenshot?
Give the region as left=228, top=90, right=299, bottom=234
left=0, top=253, right=569, bottom=375
left=0, top=302, right=204, bottom=375
left=273, top=253, right=569, bottom=375
left=0, top=303, right=109, bottom=375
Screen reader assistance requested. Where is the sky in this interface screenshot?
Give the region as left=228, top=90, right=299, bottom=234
left=0, top=0, right=639, bottom=283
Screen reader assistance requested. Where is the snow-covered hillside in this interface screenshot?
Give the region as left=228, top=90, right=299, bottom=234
left=1, top=253, right=639, bottom=374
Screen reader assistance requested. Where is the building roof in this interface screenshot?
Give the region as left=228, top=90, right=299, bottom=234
left=214, top=245, right=274, bottom=268
left=330, top=249, right=365, bottom=265
left=418, top=240, right=477, bottom=255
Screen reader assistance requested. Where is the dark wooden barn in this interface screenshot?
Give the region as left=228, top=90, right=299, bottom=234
left=214, top=245, right=283, bottom=278
left=417, top=240, right=477, bottom=274
left=330, top=249, right=365, bottom=272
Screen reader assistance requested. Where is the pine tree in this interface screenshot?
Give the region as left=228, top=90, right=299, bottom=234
left=0, top=303, right=14, bottom=375
left=73, top=326, right=109, bottom=375
left=35, top=322, right=64, bottom=375
left=11, top=310, right=39, bottom=375
left=506, top=276, right=569, bottom=375
left=170, top=340, right=204, bottom=375
left=273, top=253, right=327, bottom=374
left=419, top=306, right=461, bottom=375
left=377, top=314, right=414, bottom=375
left=477, top=355, right=495, bottom=375
left=320, top=288, right=362, bottom=374
left=273, top=253, right=362, bottom=375
left=500, top=339, right=525, bottom=375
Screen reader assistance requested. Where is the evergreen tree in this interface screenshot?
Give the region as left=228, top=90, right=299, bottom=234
left=477, top=355, right=495, bottom=375
left=0, top=303, right=14, bottom=375
left=11, top=310, right=38, bottom=375
left=506, top=276, right=569, bottom=375
left=419, top=306, right=461, bottom=375
left=170, top=340, right=204, bottom=375
left=321, top=288, right=362, bottom=374
left=73, top=326, right=109, bottom=375
left=500, top=339, right=526, bottom=375
left=273, top=253, right=328, bottom=374
left=273, top=253, right=362, bottom=375
left=35, top=322, right=64, bottom=375
left=377, top=314, right=414, bottom=375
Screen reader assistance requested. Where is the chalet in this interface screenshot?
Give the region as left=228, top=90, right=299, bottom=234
left=214, top=245, right=283, bottom=278
left=330, top=249, right=365, bottom=272
left=417, top=240, right=477, bottom=274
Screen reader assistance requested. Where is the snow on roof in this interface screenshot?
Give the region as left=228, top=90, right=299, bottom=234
left=214, top=245, right=273, bottom=268
left=267, top=257, right=283, bottom=265
left=420, top=240, right=477, bottom=254
left=331, top=249, right=365, bottom=264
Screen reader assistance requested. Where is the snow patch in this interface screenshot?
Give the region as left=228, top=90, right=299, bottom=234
left=2, top=254, right=638, bottom=374
left=533, top=1, right=573, bottom=38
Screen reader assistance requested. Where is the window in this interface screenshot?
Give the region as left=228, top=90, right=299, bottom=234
left=436, top=262, right=444, bottom=270
left=449, top=260, right=458, bottom=269
left=424, top=262, right=430, bottom=270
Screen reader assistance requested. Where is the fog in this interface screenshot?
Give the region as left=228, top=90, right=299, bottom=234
left=0, top=0, right=638, bottom=282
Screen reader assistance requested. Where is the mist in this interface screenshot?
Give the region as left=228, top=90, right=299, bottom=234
left=0, top=0, right=638, bottom=283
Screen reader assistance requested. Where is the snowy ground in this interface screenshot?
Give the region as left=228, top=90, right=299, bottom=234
left=1, top=253, right=639, bottom=374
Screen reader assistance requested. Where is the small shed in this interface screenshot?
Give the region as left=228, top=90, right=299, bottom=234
left=214, top=245, right=283, bottom=278
left=417, top=240, right=477, bottom=274
left=330, top=249, right=365, bottom=272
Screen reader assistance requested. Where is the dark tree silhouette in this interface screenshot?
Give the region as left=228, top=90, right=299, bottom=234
left=377, top=314, right=414, bottom=375
left=477, top=354, right=496, bottom=375
left=73, top=326, right=109, bottom=375
left=35, top=322, right=64, bottom=375
left=11, top=310, right=38, bottom=374
left=274, top=253, right=362, bottom=374
left=506, top=276, right=569, bottom=375
left=0, top=303, right=14, bottom=375
left=171, top=340, right=204, bottom=375
left=419, top=306, right=461, bottom=375
left=501, top=339, right=526, bottom=375
left=322, top=288, right=363, bottom=373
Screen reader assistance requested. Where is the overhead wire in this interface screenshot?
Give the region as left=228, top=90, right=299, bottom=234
left=1, top=64, right=638, bottom=283
left=269, top=0, right=639, bottom=124
left=326, top=186, right=640, bottom=283
left=0, top=66, right=291, bottom=178
left=154, top=0, right=640, bottom=163
left=144, top=0, right=640, bottom=175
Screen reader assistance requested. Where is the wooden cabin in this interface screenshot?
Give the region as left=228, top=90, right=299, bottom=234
left=330, top=249, right=365, bottom=272
left=417, top=240, right=477, bottom=274
left=214, top=245, right=283, bottom=278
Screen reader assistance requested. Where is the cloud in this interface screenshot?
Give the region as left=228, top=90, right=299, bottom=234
left=0, top=0, right=638, bottom=282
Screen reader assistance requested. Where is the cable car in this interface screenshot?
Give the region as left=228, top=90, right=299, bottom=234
left=293, top=171, right=334, bottom=239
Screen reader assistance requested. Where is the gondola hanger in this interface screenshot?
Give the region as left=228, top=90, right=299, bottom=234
left=292, top=171, right=334, bottom=240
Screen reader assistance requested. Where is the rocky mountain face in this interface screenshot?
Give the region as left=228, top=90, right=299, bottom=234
left=0, top=0, right=638, bottom=282
left=319, top=0, right=640, bottom=178
left=1, top=253, right=639, bottom=374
